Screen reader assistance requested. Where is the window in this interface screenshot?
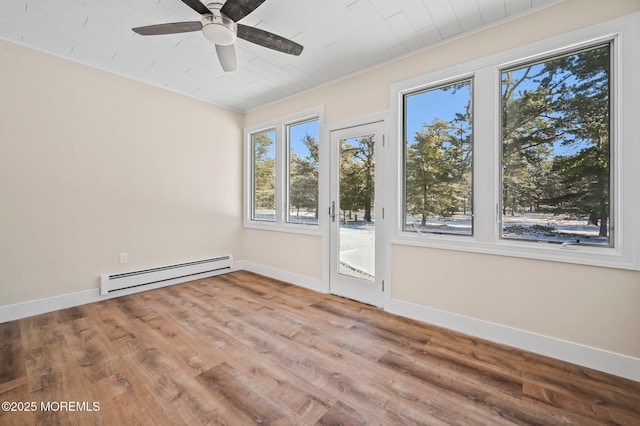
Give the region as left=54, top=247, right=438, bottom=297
left=500, top=43, right=612, bottom=246
left=403, top=78, right=473, bottom=236
left=251, top=129, right=276, bottom=222
left=391, top=14, right=640, bottom=270
left=287, top=119, right=319, bottom=224
left=245, top=109, right=322, bottom=233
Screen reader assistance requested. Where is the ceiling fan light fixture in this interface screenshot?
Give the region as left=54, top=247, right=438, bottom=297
left=201, top=15, right=237, bottom=45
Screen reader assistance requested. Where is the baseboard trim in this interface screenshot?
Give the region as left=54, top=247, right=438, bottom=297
left=0, top=263, right=326, bottom=324
left=388, top=297, right=640, bottom=383
left=0, top=269, right=230, bottom=323
left=0, top=288, right=100, bottom=324
left=233, top=261, right=327, bottom=293
left=1, top=264, right=637, bottom=382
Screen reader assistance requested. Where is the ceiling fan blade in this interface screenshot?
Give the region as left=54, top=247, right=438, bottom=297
left=215, top=44, right=237, bottom=72
left=181, top=0, right=211, bottom=15
left=237, top=24, right=303, bottom=56
left=221, top=0, right=265, bottom=22
left=133, top=21, right=202, bottom=36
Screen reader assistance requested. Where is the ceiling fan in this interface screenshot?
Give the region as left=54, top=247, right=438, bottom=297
left=132, top=0, right=303, bottom=72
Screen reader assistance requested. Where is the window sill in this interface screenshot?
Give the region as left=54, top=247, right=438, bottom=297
left=244, top=220, right=322, bottom=237
left=391, top=232, right=638, bottom=271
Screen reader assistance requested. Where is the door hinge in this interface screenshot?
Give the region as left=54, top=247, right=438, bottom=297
left=382, top=280, right=385, bottom=292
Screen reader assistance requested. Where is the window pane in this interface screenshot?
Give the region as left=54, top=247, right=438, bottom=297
left=501, top=43, right=611, bottom=245
left=339, top=135, right=375, bottom=280
left=252, top=129, right=276, bottom=222
left=287, top=119, right=319, bottom=224
left=403, top=79, right=474, bottom=236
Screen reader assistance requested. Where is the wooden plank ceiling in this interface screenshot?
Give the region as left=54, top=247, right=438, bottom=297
left=0, top=0, right=561, bottom=111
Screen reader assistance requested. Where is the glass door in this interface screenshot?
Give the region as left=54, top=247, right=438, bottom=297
left=329, top=122, right=384, bottom=307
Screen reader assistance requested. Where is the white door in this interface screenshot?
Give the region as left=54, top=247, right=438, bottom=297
left=329, top=121, right=384, bottom=307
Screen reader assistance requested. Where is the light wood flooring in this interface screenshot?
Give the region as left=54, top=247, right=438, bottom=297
left=1, top=271, right=639, bottom=425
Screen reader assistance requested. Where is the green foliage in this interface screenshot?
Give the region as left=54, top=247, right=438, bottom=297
left=501, top=43, right=610, bottom=237
left=340, top=136, right=375, bottom=222
left=405, top=119, right=472, bottom=225
left=253, top=132, right=275, bottom=211
left=289, top=133, right=319, bottom=218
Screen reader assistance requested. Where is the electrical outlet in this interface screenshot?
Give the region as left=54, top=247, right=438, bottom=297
left=119, top=252, right=128, bottom=264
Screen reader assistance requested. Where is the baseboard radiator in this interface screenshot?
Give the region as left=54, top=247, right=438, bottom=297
left=100, top=256, right=232, bottom=296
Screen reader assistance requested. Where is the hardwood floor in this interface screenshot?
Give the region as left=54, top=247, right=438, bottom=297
left=1, top=271, right=639, bottom=425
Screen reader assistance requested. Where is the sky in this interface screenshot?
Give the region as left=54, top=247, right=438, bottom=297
left=289, top=119, right=319, bottom=158
left=404, top=68, right=603, bottom=158
left=253, top=119, right=318, bottom=162
left=404, top=81, right=472, bottom=144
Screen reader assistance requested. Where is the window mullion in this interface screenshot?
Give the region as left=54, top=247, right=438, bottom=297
left=275, top=126, right=286, bottom=225
left=473, top=66, right=500, bottom=244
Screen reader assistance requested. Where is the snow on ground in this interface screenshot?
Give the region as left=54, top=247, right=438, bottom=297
left=338, top=212, right=609, bottom=276
left=406, top=213, right=609, bottom=245
left=501, top=213, right=608, bottom=244
left=339, top=222, right=375, bottom=280
left=256, top=211, right=610, bottom=279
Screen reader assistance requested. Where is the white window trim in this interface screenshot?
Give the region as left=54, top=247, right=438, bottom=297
left=243, top=106, right=324, bottom=235
left=401, top=73, right=476, bottom=237
left=389, top=13, right=640, bottom=271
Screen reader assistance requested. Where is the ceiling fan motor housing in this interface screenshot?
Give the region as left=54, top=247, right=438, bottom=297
left=202, top=3, right=237, bottom=45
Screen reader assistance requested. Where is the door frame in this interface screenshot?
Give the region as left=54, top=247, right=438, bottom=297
left=323, top=114, right=389, bottom=308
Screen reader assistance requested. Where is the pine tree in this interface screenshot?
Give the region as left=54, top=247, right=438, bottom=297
left=253, top=132, right=275, bottom=212
left=501, top=43, right=610, bottom=238
left=289, top=133, right=319, bottom=220
left=406, top=120, right=464, bottom=225
left=340, top=136, right=375, bottom=222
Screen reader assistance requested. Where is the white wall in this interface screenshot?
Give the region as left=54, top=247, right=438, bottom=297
left=0, top=39, right=243, bottom=306
left=243, top=0, right=640, bottom=362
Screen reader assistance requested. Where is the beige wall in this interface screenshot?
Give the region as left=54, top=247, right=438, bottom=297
left=0, top=40, right=243, bottom=305
left=1, top=0, right=639, bottom=361
left=246, top=0, right=640, bottom=128
left=242, top=230, right=323, bottom=279
left=243, top=0, right=640, bottom=358
left=392, top=246, right=640, bottom=357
